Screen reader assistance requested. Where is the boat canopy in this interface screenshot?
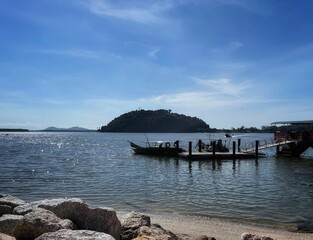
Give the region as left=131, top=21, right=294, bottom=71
left=271, top=120, right=313, bottom=132
left=271, top=120, right=313, bottom=125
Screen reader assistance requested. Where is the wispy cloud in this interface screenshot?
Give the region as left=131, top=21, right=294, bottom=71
left=211, top=41, right=244, bottom=55
left=124, top=41, right=160, bottom=59
left=148, top=47, right=160, bottom=59
left=215, top=0, right=271, bottom=15
left=87, top=0, right=173, bottom=24
left=36, top=48, right=100, bottom=59
left=193, top=77, right=250, bottom=98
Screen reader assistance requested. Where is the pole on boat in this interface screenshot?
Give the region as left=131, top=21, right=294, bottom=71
left=144, top=133, right=151, bottom=147
left=175, top=140, right=179, bottom=149
left=212, top=141, right=216, bottom=156
left=237, top=139, right=241, bottom=152
left=198, top=140, right=202, bottom=152
left=255, top=140, right=259, bottom=158
left=188, top=141, right=192, bottom=158
left=233, top=141, right=236, bottom=156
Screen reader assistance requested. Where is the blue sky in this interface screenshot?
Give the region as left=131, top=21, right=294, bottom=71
left=1, top=0, right=313, bottom=130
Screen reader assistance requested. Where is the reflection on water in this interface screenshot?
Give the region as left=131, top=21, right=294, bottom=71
left=0, top=132, right=313, bottom=231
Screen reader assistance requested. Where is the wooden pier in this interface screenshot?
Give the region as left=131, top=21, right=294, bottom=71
left=179, top=119, right=313, bottom=160
left=241, top=139, right=299, bottom=153
left=178, top=151, right=260, bottom=160
left=179, top=140, right=262, bottom=160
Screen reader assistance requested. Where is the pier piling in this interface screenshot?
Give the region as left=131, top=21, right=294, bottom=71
left=212, top=141, right=216, bottom=156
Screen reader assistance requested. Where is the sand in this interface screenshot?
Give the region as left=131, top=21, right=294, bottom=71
left=119, top=211, right=312, bottom=240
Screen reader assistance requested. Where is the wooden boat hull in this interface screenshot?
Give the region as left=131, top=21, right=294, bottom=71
left=129, top=141, right=185, bottom=157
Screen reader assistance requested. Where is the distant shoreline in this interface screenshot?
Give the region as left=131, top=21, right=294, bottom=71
left=0, top=128, right=29, bottom=132
left=0, top=129, right=97, bottom=133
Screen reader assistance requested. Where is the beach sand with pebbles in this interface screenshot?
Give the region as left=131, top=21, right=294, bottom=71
left=128, top=212, right=312, bottom=240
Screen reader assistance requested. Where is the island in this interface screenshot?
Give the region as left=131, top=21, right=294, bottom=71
left=98, top=109, right=210, bottom=133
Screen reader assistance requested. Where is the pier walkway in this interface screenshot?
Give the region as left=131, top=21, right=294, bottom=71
left=178, top=151, right=259, bottom=160
left=241, top=138, right=299, bottom=153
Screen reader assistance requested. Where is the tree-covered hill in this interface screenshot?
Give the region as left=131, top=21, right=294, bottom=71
left=99, top=109, right=210, bottom=133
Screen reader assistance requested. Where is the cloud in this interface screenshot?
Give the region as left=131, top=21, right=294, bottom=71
left=193, top=77, right=250, bottom=98
left=123, top=41, right=160, bottom=59
left=229, top=41, right=243, bottom=50
left=211, top=41, right=244, bottom=55
left=87, top=0, right=173, bottom=24
left=215, top=0, right=271, bottom=15
left=84, top=77, right=253, bottom=110
left=36, top=48, right=100, bottom=59
left=148, top=47, right=160, bottom=58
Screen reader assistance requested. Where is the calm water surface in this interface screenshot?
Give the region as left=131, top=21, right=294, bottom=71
left=1, top=132, right=313, bottom=230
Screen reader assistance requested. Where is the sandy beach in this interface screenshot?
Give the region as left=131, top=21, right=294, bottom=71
left=119, top=211, right=312, bottom=240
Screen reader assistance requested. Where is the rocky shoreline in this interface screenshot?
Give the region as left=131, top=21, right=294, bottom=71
left=1, top=193, right=276, bottom=240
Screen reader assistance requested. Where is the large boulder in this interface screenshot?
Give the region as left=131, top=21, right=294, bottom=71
left=35, top=229, right=115, bottom=240
left=13, top=198, right=87, bottom=215
left=0, top=214, right=23, bottom=237
left=0, top=204, right=12, bottom=216
left=13, top=198, right=121, bottom=240
left=121, top=212, right=151, bottom=240
left=0, top=194, right=26, bottom=216
left=0, top=208, right=73, bottom=239
left=0, top=194, right=26, bottom=209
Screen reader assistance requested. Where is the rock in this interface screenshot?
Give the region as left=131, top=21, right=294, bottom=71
left=18, top=208, right=74, bottom=239
left=135, top=224, right=180, bottom=240
left=0, top=233, right=16, bottom=240
left=0, top=214, right=23, bottom=236
left=0, top=204, right=12, bottom=216
left=193, top=236, right=216, bottom=240
left=13, top=198, right=121, bottom=240
left=35, top=229, right=115, bottom=240
left=241, top=233, right=274, bottom=240
left=0, top=194, right=25, bottom=209
left=121, top=212, right=151, bottom=240
left=13, top=198, right=86, bottom=216
left=0, top=209, right=73, bottom=239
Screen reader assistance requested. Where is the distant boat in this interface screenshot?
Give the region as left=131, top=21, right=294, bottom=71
left=129, top=140, right=185, bottom=157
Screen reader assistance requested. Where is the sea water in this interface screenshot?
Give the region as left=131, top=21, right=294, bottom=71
left=0, top=132, right=313, bottom=231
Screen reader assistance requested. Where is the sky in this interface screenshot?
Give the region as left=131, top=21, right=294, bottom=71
left=1, top=0, right=313, bottom=130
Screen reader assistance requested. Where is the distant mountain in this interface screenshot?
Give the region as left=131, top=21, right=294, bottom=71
left=42, top=126, right=94, bottom=132
left=99, top=109, right=211, bottom=133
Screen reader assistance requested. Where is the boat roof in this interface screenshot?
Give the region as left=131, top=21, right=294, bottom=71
left=271, top=120, right=313, bottom=125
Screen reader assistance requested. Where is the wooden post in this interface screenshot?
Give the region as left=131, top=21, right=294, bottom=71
left=212, top=141, right=216, bottom=156
left=238, top=139, right=241, bottom=152
left=276, top=145, right=280, bottom=155
left=255, top=140, right=259, bottom=158
left=198, top=140, right=202, bottom=152
left=189, top=141, right=192, bottom=158
left=233, top=141, right=236, bottom=156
